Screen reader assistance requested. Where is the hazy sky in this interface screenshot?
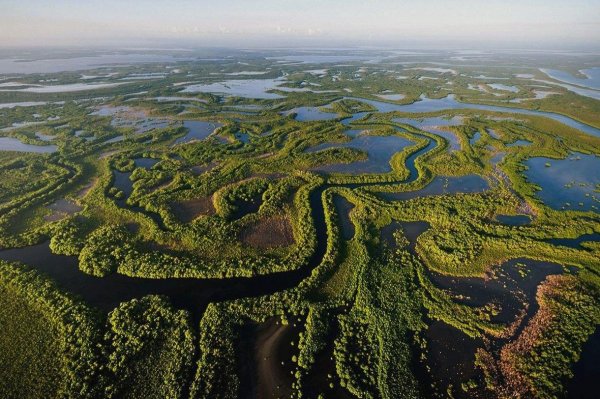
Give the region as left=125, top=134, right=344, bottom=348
left=2, top=0, right=599, bottom=48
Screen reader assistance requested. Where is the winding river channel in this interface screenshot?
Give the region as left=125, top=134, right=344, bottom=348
left=1, top=94, right=598, bottom=397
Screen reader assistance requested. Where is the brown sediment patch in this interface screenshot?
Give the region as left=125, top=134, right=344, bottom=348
left=256, top=172, right=285, bottom=180
left=149, top=178, right=173, bottom=193
left=171, top=196, right=215, bottom=223
left=44, top=212, right=68, bottom=222
left=257, top=152, right=274, bottom=159
left=241, top=216, right=294, bottom=249
left=77, top=178, right=97, bottom=198
left=476, top=274, right=591, bottom=398
left=99, top=150, right=120, bottom=160
left=334, top=195, right=355, bottom=240
left=477, top=303, right=555, bottom=397
left=190, top=162, right=217, bottom=175
left=215, top=134, right=234, bottom=144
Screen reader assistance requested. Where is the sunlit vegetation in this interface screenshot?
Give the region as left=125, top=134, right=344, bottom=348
left=0, top=262, right=101, bottom=399
left=103, top=296, right=195, bottom=399
left=0, top=48, right=598, bottom=398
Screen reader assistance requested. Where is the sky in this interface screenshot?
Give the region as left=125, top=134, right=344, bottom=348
left=1, top=0, right=599, bottom=49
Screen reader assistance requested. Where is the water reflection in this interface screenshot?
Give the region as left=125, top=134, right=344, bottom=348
left=524, top=153, right=600, bottom=212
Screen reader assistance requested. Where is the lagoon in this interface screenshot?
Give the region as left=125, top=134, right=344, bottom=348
left=0, top=136, right=57, bottom=153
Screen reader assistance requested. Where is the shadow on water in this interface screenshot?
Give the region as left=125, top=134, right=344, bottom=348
left=425, top=319, right=484, bottom=395
left=301, top=315, right=355, bottom=399
left=333, top=195, right=355, bottom=240
left=428, top=259, right=565, bottom=327
left=567, top=328, right=600, bottom=399
left=0, top=180, right=330, bottom=322
left=231, top=195, right=263, bottom=220
left=380, top=220, right=429, bottom=251
left=239, top=317, right=302, bottom=399
left=0, top=234, right=321, bottom=326
left=381, top=219, right=570, bottom=397
left=545, top=233, right=600, bottom=249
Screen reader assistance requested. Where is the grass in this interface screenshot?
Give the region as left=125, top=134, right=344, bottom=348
left=0, top=278, right=65, bottom=399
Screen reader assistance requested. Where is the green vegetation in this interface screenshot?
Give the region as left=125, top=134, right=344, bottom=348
left=0, top=262, right=101, bottom=399
left=103, top=296, right=195, bottom=399
left=0, top=49, right=598, bottom=399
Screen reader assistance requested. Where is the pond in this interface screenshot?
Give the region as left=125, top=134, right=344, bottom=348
left=238, top=317, right=302, bottom=399
left=181, top=78, right=286, bottom=99
left=428, top=258, right=566, bottom=325
left=134, top=157, right=160, bottom=169
left=380, top=174, right=489, bottom=201
left=380, top=220, right=430, bottom=250
left=511, top=90, right=558, bottom=102
left=341, top=111, right=370, bottom=126
left=394, top=115, right=463, bottom=128
left=469, top=131, right=481, bottom=146
left=235, top=132, right=250, bottom=144
left=45, top=199, right=83, bottom=222
left=172, top=121, right=223, bottom=145
left=113, top=171, right=134, bottom=198
left=393, top=116, right=464, bottom=151
left=488, top=83, right=519, bottom=93
left=91, top=105, right=171, bottom=134
left=429, top=128, right=461, bottom=151
left=507, top=139, right=532, bottom=147
left=425, top=257, right=568, bottom=398
left=35, top=132, right=55, bottom=142
left=496, top=214, right=532, bottom=226
left=523, top=153, right=600, bottom=212
left=308, top=132, right=414, bottom=174
left=376, top=93, right=405, bottom=101
left=382, top=219, right=572, bottom=396
left=284, top=107, right=338, bottom=122
left=0, top=137, right=57, bottom=153
left=425, top=320, right=484, bottom=396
